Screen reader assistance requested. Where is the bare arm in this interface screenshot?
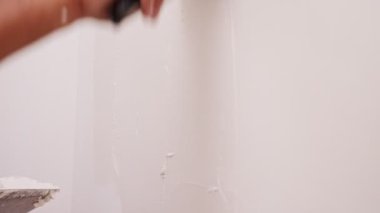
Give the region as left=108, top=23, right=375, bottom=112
left=0, top=0, right=164, bottom=60
left=0, top=0, right=81, bottom=60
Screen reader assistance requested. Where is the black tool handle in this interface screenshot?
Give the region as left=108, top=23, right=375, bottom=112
left=110, top=0, right=140, bottom=23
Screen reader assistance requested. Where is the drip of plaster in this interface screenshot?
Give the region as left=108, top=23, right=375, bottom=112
left=160, top=152, right=176, bottom=204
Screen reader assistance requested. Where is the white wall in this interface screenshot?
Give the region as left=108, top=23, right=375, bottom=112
left=1, top=0, right=380, bottom=212
left=233, top=1, right=380, bottom=212
left=0, top=26, right=82, bottom=212
left=72, top=1, right=236, bottom=212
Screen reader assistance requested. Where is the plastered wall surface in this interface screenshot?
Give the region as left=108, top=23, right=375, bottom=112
left=74, top=0, right=380, bottom=212
left=1, top=0, right=380, bottom=212
left=72, top=1, right=237, bottom=212
left=233, top=1, right=380, bottom=212
left=0, top=26, right=83, bottom=212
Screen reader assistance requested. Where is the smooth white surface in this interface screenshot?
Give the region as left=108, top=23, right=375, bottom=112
left=1, top=0, right=380, bottom=212
left=234, top=1, right=380, bottom=212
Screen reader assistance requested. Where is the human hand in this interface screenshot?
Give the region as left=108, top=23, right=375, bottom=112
left=140, top=0, right=164, bottom=19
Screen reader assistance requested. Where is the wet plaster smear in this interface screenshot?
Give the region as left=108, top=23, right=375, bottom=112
left=0, top=177, right=59, bottom=210
left=71, top=0, right=380, bottom=213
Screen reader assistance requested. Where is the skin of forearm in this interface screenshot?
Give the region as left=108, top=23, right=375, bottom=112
left=0, top=0, right=82, bottom=60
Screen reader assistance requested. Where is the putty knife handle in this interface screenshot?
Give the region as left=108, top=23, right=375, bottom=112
left=110, top=0, right=140, bottom=23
